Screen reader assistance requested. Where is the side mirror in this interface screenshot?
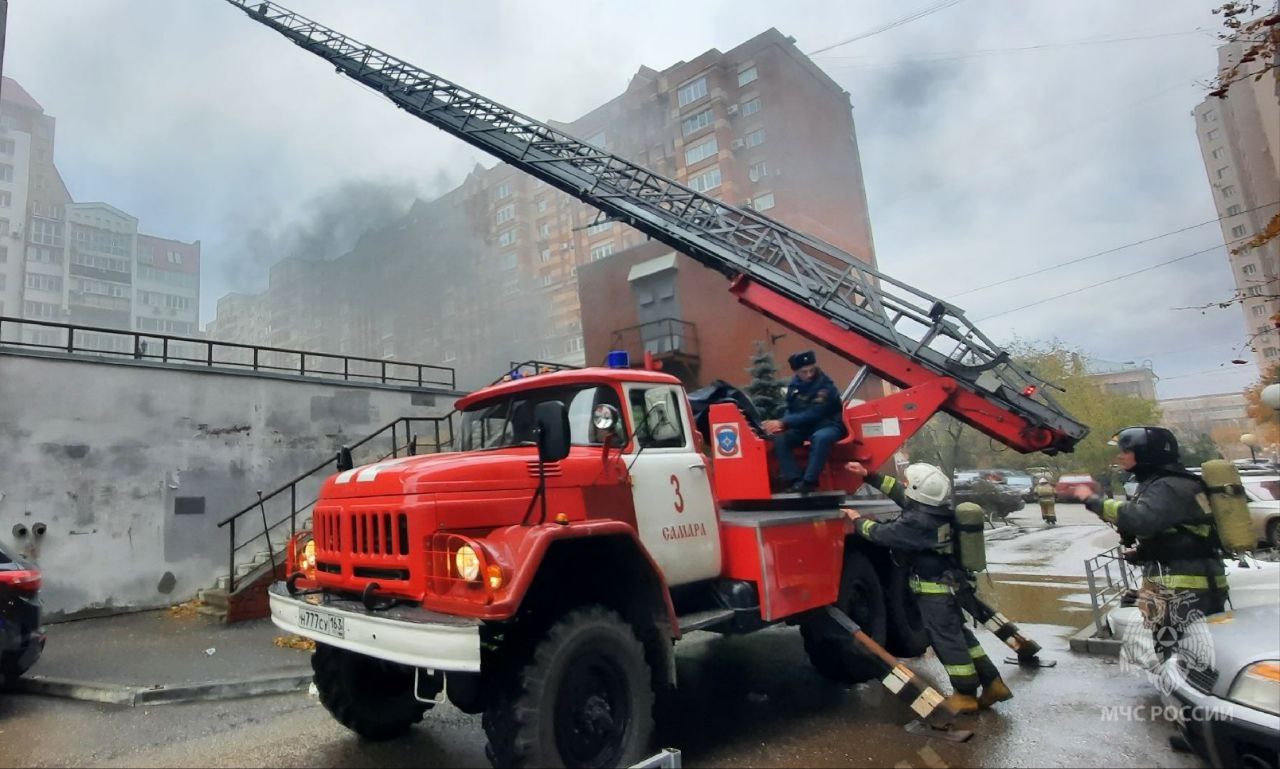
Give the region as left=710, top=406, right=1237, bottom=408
left=593, top=404, right=627, bottom=446
left=534, top=401, right=571, bottom=463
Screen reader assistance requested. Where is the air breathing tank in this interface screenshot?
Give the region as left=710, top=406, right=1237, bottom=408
left=1200, top=459, right=1255, bottom=554
left=954, top=502, right=988, bottom=573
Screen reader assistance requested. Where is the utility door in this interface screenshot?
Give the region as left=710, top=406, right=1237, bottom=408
left=623, top=382, right=722, bottom=586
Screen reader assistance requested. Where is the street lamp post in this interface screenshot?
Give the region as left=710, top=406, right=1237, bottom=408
left=1262, top=383, right=1280, bottom=411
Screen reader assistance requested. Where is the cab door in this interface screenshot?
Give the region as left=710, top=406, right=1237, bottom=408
left=623, top=382, right=722, bottom=586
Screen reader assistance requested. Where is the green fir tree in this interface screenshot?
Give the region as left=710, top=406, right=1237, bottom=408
left=746, top=342, right=785, bottom=420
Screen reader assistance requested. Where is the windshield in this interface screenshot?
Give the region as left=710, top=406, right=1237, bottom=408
left=1004, top=476, right=1032, bottom=488
left=459, top=384, right=623, bottom=451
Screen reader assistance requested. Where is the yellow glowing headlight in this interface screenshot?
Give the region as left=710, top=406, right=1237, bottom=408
left=454, top=544, right=481, bottom=582
left=303, top=539, right=316, bottom=572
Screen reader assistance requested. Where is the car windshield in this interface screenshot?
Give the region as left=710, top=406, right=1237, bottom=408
left=1245, top=479, right=1279, bottom=502
left=458, top=384, right=623, bottom=451
left=1004, top=476, right=1032, bottom=488
left=1059, top=475, right=1091, bottom=483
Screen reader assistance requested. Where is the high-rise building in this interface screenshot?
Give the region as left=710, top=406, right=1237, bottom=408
left=1, top=78, right=201, bottom=351
left=1193, top=40, right=1280, bottom=375
left=209, top=28, right=876, bottom=389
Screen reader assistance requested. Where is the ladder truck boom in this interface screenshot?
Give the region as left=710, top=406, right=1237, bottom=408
left=226, top=0, right=1088, bottom=455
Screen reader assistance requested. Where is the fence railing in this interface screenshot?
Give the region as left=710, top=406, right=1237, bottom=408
left=1083, top=544, right=1141, bottom=636
left=0, top=316, right=456, bottom=389
left=215, top=413, right=456, bottom=592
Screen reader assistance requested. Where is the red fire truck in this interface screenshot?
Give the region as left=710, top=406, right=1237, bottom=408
left=226, top=2, right=1089, bottom=766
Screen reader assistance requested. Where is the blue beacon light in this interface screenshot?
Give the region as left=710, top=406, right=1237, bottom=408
left=606, top=350, right=630, bottom=369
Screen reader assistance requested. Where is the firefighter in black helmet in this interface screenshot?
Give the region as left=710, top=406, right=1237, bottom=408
left=1072, top=426, right=1228, bottom=662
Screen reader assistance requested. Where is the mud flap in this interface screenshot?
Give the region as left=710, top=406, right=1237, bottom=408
left=824, top=606, right=971, bottom=739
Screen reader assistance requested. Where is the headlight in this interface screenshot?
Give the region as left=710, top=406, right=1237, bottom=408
left=454, top=544, right=481, bottom=582
left=303, top=539, right=316, bottom=573
left=288, top=532, right=317, bottom=579
left=1228, top=661, right=1280, bottom=716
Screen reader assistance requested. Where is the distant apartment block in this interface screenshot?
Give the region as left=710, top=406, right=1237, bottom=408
left=1193, top=39, right=1280, bottom=375
left=1080, top=356, right=1159, bottom=401
left=1, top=78, right=201, bottom=350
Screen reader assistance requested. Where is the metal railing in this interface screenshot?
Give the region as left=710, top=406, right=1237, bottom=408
left=500, top=359, right=581, bottom=381
left=0, top=316, right=456, bottom=389
left=1083, top=544, right=1141, bottom=636
left=215, top=413, right=456, bottom=592
left=609, top=318, right=700, bottom=361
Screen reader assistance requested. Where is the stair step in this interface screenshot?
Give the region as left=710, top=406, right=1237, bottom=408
left=677, top=608, right=736, bottom=634
left=197, top=604, right=228, bottom=621
left=199, top=588, right=229, bottom=609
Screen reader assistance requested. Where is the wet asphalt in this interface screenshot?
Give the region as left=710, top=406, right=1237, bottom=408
left=0, top=503, right=1207, bottom=768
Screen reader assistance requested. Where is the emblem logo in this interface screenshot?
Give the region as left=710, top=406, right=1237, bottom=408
left=714, top=424, right=740, bottom=457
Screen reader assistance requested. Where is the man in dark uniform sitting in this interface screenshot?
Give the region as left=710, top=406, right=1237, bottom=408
left=761, top=350, right=845, bottom=493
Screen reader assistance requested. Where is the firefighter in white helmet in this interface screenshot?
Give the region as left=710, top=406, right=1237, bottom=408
left=843, top=461, right=1012, bottom=714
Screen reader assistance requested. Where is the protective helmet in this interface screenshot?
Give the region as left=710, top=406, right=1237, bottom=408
left=903, top=463, right=951, bottom=506
left=1108, top=426, right=1180, bottom=466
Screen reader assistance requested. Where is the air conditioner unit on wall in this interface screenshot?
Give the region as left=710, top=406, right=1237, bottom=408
left=726, top=104, right=739, bottom=117
left=729, top=139, right=744, bottom=150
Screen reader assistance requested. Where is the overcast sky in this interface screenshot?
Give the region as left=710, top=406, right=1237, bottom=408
left=4, top=0, right=1266, bottom=399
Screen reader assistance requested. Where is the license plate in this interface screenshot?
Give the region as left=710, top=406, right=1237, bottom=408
left=298, top=607, right=345, bottom=639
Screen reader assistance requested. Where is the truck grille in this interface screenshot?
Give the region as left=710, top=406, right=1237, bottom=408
left=314, top=508, right=410, bottom=556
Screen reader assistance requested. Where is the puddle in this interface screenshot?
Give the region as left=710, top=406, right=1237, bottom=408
left=975, top=571, right=1093, bottom=629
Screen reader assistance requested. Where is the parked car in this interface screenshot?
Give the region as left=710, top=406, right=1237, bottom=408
left=953, top=476, right=1025, bottom=519
left=996, top=471, right=1036, bottom=503
left=1242, top=474, right=1280, bottom=550
left=1055, top=473, right=1100, bottom=502
left=1160, top=602, right=1280, bottom=769
left=0, top=542, right=45, bottom=688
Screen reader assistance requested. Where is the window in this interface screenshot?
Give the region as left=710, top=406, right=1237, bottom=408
left=540, top=248, right=552, bottom=263
left=748, top=160, right=767, bottom=182
left=500, top=253, right=518, bottom=270
left=0, top=219, right=8, bottom=236
left=30, top=220, right=64, bottom=246
left=23, top=300, right=60, bottom=319
left=1221, top=185, right=1237, bottom=197
left=741, top=97, right=761, bottom=117
left=1211, top=147, right=1225, bottom=160
left=0, top=164, right=12, bottom=182
left=1248, top=286, right=1263, bottom=296
left=737, top=66, right=758, bottom=87
left=25, top=273, right=62, bottom=292
left=1232, top=224, right=1248, bottom=238
left=1258, top=325, right=1270, bottom=335
left=753, top=192, right=776, bottom=211
left=590, top=241, right=615, bottom=261
left=167, top=250, right=183, bottom=265
left=1252, top=305, right=1267, bottom=317
left=0, top=245, right=6, bottom=263
left=0, top=276, right=4, bottom=291
left=1217, top=167, right=1229, bottom=179
left=586, top=220, right=612, bottom=236
left=1207, top=128, right=1221, bottom=141
left=536, top=198, right=548, bottom=213
left=677, top=77, right=708, bottom=107
left=744, top=128, right=766, bottom=148
left=566, top=336, right=584, bottom=354
left=0, top=191, right=10, bottom=207
left=688, top=166, right=722, bottom=193
left=628, top=385, right=687, bottom=449
left=495, top=204, right=515, bottom=225
left=681, top=108, right=714, bottom=137
left=494, top=181, right=512, bottom=200
left=498, top=229, right=518, bottom=247
left=539, top=221, right=552, bottom=237
left=1243, top=263, right=1258, bottom=275
left=684, top=136, right=718, bottom=166
left=1227, top=204, right=1243, bottom=216
left=0, top=139, right=13, bottom=155
left=1202, top=109, right=1216, bottom=122
left=540, top=274, right=554, bottom=287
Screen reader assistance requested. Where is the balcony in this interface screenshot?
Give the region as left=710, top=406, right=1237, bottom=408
left=609, top=318, right=700, bottom=386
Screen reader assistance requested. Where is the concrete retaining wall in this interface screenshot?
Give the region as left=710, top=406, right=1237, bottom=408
left=0, top=350, right=459, bottom=618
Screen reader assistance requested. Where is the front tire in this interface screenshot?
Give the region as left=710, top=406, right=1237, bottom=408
left=482, top=606, right=654, bottom=768
left=312, top=644, right=429, bottom=741
left=800, top=548, right=887, bottom=683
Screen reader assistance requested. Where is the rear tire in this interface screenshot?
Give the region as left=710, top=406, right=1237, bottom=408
left=800, top=548, right=887, bottom=683
left=482, top=606, right=654, bottom=768
left=1268, top=519, right=1280, bottom=550
left=883, top=565, right=930, bottom=658
left=312, top=644, right=429, bottom=741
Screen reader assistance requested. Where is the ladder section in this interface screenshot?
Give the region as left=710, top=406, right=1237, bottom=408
left=225, top=0, right=1087, bottom=453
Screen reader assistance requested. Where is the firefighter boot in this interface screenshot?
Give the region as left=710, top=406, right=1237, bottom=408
left=942, top=693, right=980, bottom=715
left=978, top=677, right=1013, bottom=709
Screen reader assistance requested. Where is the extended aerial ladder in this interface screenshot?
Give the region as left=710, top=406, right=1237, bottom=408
left=225, top=0, right=1088, bottom=456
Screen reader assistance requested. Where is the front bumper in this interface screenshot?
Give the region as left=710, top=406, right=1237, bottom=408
left=1160, top=657, right=1280, bottom=767
left=268, top=582, right=482, bottom=672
